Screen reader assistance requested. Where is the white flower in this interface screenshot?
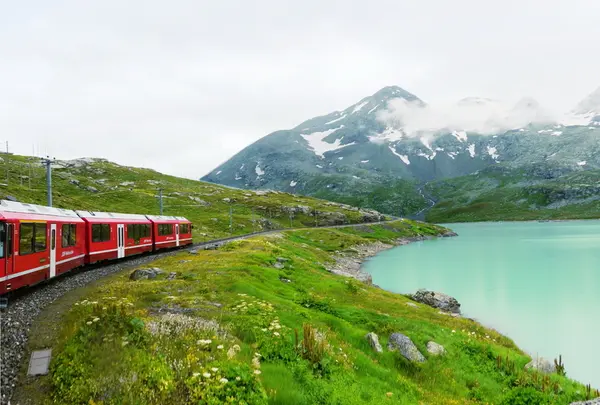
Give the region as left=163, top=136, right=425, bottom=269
left=211, top=367, right=219, bottom=372
left=219, top=378, right=228, bottom=383
left=451, top=330, right=456, bottom=333
left=217, top=345, right=224, bottom=350
left=253, top=370, right=261, bottom=375
left=86, top=321, right=92, bottom=325
left=273, top=332, right=280, bottom=337
left=236, top=376, right=241, bottom=381
left=203, top=372, right=211, bottom=378
left=92, top=317, right=100, bottom=322
left=193, top=372, right=200, bottom=377
left=274, top=324, right=281, bottom=329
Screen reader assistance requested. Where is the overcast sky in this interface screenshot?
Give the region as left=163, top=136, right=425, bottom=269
left=2, top=0, right=599, bottom=178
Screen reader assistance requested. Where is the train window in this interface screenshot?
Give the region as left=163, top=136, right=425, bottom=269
left=0, top=223, right=5, bottom=258
left=19, top=223, right=47, bottom=255
left=180, top=224, right=189, bottom=234
left=35, top=224, right=47, bottom=251
left=92, top=224, right=111, bottom=242
left=143, top=224, right=151, bottom=237
left=158, top=224, right=173, bottom=236
left=61, top=224, right=77, bottom=247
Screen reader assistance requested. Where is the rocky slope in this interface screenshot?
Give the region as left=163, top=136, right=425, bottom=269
left=202, top=86, right=600, bottom=219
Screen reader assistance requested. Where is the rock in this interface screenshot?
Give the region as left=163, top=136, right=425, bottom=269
left=189, top=249, right=199, bottom=255
left=387, top=333, right=425, bottom=363
left=365, top=332, right=383, bottom=353
left=207, top=301, right=223, bottom=308
left=130, top=268, right=163, bottom=281
left=273, top=262, right=285, bottom=269
left=86, top=186, right=99, bottom=193
left=69, top=179, right=80, bottom=186
left=276, top=257, right=290, bottom=263
left=525, top=357, right=556, bottom=374
left=179, top=260, right=191, bottom=263
left=426, top=341, right=446, bottom=356
left=120, top=181, right=134, bottom=186
left=167, top=272, right=177, bottom=280
left=222, top=197, right=231, bottom=203
left=279, top=277, right=292, bottom=283
left=570, top=399, right=600, bottom=405
left=441, top=231, right=458, bottom=237
left=405, top=302, right=418, bottom=308
left=410, top=289, right=461, bottom=314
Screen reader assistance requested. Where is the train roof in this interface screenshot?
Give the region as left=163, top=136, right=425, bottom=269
left=145, top=215, right=190, bottom=223
left=0, top=200, right=82, bottom=220
left=75, top=210, right=150, bottom=222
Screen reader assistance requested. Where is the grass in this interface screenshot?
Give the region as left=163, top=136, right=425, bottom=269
left=0, top=154, right=388, bottom=240
left=425, top=165, right=600, bottom=223
left=12, top=220, right=598, bottom=404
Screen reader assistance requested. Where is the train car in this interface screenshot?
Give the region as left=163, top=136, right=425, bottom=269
left=146, top=215, right=193, bottom=251
left=0, top=200, right=86, bottom=294
left=76, top=211, right=153, bottom=264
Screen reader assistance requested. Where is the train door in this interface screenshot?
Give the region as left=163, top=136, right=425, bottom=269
left=1, top=223, right=14, bottom=289
left=175, top=224, right=180, bottom=247
left=49, top=223, right=57, bottom=278
left=117, top=224, right=125, bottom=258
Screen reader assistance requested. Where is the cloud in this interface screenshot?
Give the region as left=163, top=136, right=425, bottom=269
left=376, top=97, right=558, bottom=137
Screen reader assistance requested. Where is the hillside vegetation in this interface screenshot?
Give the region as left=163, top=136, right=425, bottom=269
left=0, top=154, right=386, bottom=239
left=13, top=221, right=597, bottom=404
left=426, top=164, right=600, bottom=223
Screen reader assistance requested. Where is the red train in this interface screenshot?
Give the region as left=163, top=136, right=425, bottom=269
left=0, top=200, right=193, bottom=295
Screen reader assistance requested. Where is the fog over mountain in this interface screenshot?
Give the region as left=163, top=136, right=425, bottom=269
left=376, top=96, right=557, bottom=138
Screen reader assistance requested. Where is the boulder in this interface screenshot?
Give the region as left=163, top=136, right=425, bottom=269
left=365, top=332, right=383, bottom=353
left=86, top=186, right=99, bottom=193
left=276, top=257, right=290, bottom=263
left=426, top=341, right=446, bottom=356
left=69, top=179, right=80, bottom=186
left=167, top=272, right=177, bottom=280
left=273, top=262, right=285, bottom=269
left=130, top=268, right=163, bottom=281
left=525, top=357, right=556, bottom=374
left=410, top=289, right=461, bottom=314
left=387, top=333, right=425, bottom=363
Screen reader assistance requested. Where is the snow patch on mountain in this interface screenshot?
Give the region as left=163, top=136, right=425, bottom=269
left=361, top=160, right=369, bottom=163
left=467, top=144, right=476, bottom=158
left=487, top=146, right=499, bottom=161
left=255, top=164, right=264, bottom=176
left=452, top=130, right=467, bottom=142
left=388, top=145, right=410, bottom=165
left=325, top=114, right=347, bottom=125
left=301, top=126, right=353, bottom=158
left=367, top=104, right=380, bottom=114
left=351, top=100, right=369, bottom=113
left=290, top=180, right=297, bottom=187
left=578, top=161, right=587, bottom=166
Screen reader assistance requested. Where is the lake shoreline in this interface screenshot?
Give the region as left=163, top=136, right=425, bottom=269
left=326, top=230, right=457, bottom=284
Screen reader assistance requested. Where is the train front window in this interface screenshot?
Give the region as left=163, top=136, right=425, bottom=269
left=0, top=222, right=5, bottom=259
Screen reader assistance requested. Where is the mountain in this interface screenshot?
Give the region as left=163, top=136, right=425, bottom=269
left=202, top=86, right=600, bottom=220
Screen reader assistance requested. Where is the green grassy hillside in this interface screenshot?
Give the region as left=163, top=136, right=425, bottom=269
left=0, top=154, right=387, bottom=239
left=426, top=165, right=600, bottom=223
left=14, top=221, right=597, bottom=404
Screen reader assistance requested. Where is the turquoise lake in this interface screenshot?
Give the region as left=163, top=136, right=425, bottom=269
left=363, top=220, right=600, bottom=388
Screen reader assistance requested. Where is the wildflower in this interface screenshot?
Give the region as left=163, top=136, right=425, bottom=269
left=274, top=324, right=281, bottom=329
left=74, top=303, right=79, bottom=306
left=86, top=321, right=92, bottom=325
left=236, top=376, right=241, bottom=381
left=253, top=370, right=261, bottom=375
left=92, top=317, right=100, bottom=322
left=217, top=345, right=224, bottom=350
left=261, top=328, right=267, bottom=332
left=197, top=339, right=212, bottom=346
left=254, top=353, right=261, bottom=357
left=273, top=332, right=280, bottom=337
left=203, top=372, right=211, bottom=378
left=211, top=367, right=219, bottom=372
left=193, top=372, right=200, bottom=377
left=122, top=341, right=129, bottom=347
left=386, top=392, right=393, bottom=398
left=252, top=357, right=261, bottom=369
left=219, top=378, right=228, bottom=384
left=451, top=330, right=456, bottom=333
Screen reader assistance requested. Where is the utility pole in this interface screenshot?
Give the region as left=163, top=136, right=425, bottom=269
left=41, top=156, right=54, bottom=207
left=158, top=188, right=163, bottom=215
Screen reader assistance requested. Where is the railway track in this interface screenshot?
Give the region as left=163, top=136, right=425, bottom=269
left=0, top=219, right=396, bottom=404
